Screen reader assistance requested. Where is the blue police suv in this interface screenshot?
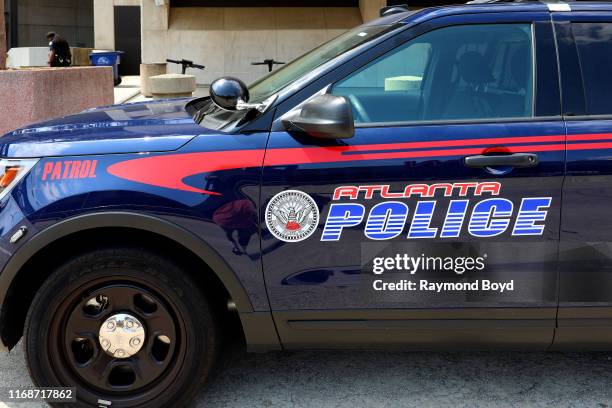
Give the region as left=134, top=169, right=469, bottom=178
left=0, top=0, right=611, bottom=406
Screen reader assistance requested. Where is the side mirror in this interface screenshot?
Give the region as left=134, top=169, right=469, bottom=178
left=282, top=94, right=354, bottom=139
left=209, top=77, right=249, bottom=111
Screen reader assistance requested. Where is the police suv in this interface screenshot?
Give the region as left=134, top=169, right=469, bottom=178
left=0, top=0, right=610, bottom=406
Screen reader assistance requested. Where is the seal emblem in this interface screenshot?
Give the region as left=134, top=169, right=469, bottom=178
left=266, top=190, right=319, bottom=242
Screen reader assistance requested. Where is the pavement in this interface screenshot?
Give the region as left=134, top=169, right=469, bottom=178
left=113, top=76, right=141, bottom=105
left=2, top=339, right=612, bottom=407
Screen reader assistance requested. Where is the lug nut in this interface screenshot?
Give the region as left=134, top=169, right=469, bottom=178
left=101, top=338, right=110, bottom=349
left=106, top=321, right=115, bottom=330
left=130, top=337, right=141, bottom=347
left=115, top=349, right=125, bottom=358
left=126, top=320, right=134, bottom=328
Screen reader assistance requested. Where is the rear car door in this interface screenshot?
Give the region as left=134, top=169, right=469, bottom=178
left=551, top=6, right=612, bottom=349
left=262, top=11, right=565, bottom=349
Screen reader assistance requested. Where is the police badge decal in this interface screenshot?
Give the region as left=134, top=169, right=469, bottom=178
left=266, top=190, right=319, bottom=242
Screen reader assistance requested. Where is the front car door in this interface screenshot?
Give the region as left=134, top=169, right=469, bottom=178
left=261, top=10, right=565, bottom=349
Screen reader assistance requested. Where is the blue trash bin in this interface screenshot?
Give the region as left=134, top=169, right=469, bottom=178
left=89, top=51, right=124, bottom=86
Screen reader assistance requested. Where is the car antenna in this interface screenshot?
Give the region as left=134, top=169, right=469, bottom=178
left=379, top=4, right=410, bottom=17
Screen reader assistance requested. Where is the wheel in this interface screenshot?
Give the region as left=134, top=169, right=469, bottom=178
left=24, top=248, right=218, bottom=407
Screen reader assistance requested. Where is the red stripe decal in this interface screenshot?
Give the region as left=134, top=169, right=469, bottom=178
left=106, top=134, right=612, bottom=196
left=108, top=150, right=266, bottom=195
left=567, top=141, right=612, bottom=151
left=343, top=134, right=566, bottom=152
left=264, top=143, right=566, bottom=166
left=567, top=133, right=612, bottom=142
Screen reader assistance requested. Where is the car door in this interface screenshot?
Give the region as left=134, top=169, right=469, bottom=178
left=551, top=8, right=612, bottom=349
left=261, top=11, right=565, bottom=349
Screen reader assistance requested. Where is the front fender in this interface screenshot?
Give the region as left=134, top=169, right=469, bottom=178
left=0, top=211, right=254, bottom=313
left=0, top=211, right=281, bottom=351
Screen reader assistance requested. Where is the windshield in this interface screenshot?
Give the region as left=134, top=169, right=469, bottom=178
left=189, top=23, right=397, bottom=131
left=248, top=24, right=395, bottom=103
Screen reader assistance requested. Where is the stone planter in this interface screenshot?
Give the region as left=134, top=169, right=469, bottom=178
left=149, top=73, right=196, bottom=99
left=140, top=63, right=167, bottom=97
left=6, top=47, right=48, bottom=68
left=0, top=67, right=114, bottom=136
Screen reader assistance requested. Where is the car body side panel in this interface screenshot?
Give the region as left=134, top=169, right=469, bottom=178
left=0, top=131, right=276, bottom=350
left=262, top=122, right=565, bottom=310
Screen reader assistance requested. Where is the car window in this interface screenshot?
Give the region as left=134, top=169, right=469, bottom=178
left=572, top=22, right=612, bottom=116
left=331, top=24, right=534, bottom=124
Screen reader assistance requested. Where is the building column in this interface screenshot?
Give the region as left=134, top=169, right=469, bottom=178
left=141, top=0, right=169, bottom=64
left=359, top=0, right=387, bottom=23
left=94, top=0, right=115, bottom=49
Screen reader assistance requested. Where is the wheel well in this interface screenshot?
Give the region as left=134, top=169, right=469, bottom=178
left=1, top=227, right=244, bottom=349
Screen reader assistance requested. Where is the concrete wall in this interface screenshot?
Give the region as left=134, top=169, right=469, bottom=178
left=94, top=0, right=140, bottom=50
left=17, top=0, right=93, bottom=48
left=0, top=66, right=114, bottom=135
left=142, top=6, right=362, bottom=85
left=359, top=0, right=386, bottom=23
left=92, top=1, right=373, bottom=84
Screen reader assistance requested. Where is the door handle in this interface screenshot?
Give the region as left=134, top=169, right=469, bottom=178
left=464, top=153, right=538, bottom=168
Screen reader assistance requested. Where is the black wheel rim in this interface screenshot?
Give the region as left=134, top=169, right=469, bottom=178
left=48, top=276, right=187, bottom=402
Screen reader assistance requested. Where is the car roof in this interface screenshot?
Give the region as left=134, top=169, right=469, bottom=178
left=362, top=1, right=612, bottom=27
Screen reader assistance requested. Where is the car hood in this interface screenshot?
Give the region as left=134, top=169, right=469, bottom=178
left=0, top=99, right=218, bottom=158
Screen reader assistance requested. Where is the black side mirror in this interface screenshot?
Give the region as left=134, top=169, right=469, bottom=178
left=209, top=77, right=249, bottom=110
left=282, top=94, right=354, bottom=139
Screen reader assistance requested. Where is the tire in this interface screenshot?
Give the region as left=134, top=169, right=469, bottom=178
left=23, top=248, right=218, bottom=407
